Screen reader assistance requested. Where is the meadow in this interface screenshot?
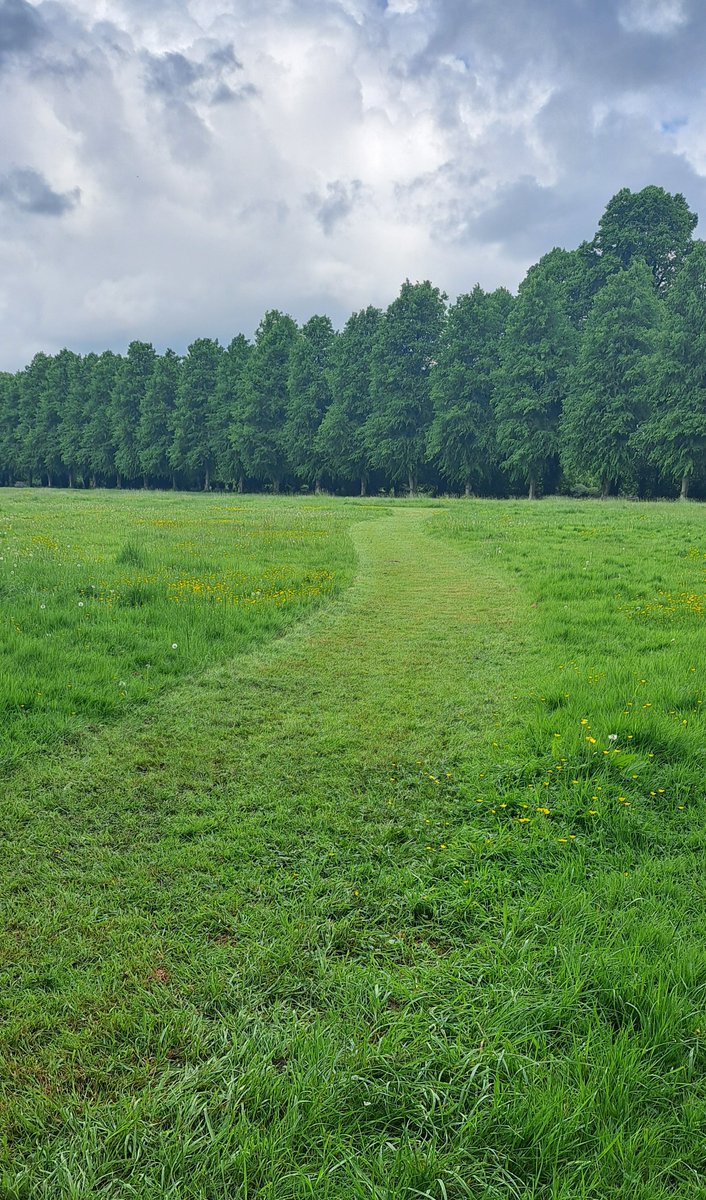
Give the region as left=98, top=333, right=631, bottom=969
left=1, top=490, right=706, bottom=1199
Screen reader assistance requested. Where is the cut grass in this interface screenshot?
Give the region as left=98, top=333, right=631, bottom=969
left=1, top=493, right=706, bottom=1197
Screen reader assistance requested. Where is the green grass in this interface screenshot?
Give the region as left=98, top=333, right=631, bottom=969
left=0, top=491, right=365, bottom=773
left=2, top=492, right=706, bottom=1198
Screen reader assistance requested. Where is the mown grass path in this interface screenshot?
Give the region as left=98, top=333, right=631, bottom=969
left=4, top=503, right=704, bottom=1199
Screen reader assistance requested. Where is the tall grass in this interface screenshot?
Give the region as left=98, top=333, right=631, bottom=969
left=0, top=490, right=362, bottom=773
left=2, top=493, right=706, bottom=1198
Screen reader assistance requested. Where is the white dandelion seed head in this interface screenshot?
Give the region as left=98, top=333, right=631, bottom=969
left=78, top=601, right=84, bottom=607
left=608, top=733, right=618, bottom=741
left=40, top=603, right=45, bottom=609
left=171, top=643, right=178, bottom=650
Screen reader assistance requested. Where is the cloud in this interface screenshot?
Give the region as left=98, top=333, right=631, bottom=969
left=308, top=179, right=366, bottom=234
left=0, top=168, right=80, bottom=216
left=0, top=0, right=705, bottom=369
left=619, top=0, right=687, bottom=35
left=0, top=0, right=44, bottom=65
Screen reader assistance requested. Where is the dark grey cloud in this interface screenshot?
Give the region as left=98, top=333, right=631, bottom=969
left=308, top=179, right=366, bottom=234
left=0, top=0, right=45, bottom=64
left=145, top=49, right=200, bottom=96
left=0, top=168, right=80, bottom=216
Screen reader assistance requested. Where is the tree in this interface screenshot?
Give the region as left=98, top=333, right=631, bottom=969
left=0, top=372, right=22, bottom=484
left=169, top=338, right=222, bottom=489
left=316, top=306, right=383, bottom=495
left=111, top=341, right=157, bottom=485
left=591, top=185, right=697, bottom=293
left=532, top=245, right=602, bottom=329
left=211, top=335, right=251, bottom=490
left=138, top=349, right=181, bottom=486
left=234, top=311, right=298, bottom=490
left=83, top=352, right=121, bottom=485
left=285, top=315, right=335, bottom=491
left=366, top=280, right=446, bottom=495
left=427, top=285, right=512, bottom=494
left=60, top=353, right=96, bottom=486
left=494, top=261, right=577, bottom=498
left=18, top=353, right=52, bottom=485
left=636, top=241, right=706, bottom=499
left=561, top=260, right=661, bottom=497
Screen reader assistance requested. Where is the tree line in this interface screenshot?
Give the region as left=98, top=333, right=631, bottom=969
left=2, top=184, right=706, bottom=500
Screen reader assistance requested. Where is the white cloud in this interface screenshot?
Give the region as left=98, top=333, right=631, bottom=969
left=0, top=0, right=703, bottom=369
left=619, top=0, right=687, bottom=35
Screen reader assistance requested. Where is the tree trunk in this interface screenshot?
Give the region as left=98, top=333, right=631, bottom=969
left=408, top=470, right=417, bottom=498
left=47, top=472, right=52, bottom=488
left=116, top=474, right=122, bottom=489
left=360, top=477, right=367, bottom=497
left=464, top=479, right=472, bottom=498
left=315, top=477, right=322, bottom=495
left=204, top=466, right=210, bottom=491
left=680, top=473, right=690, bottom=500
left=601, top=477, right=613, bottom=499
left=143, top=475, right=148, bottom=490
left=528, top=476, right=537, bottom=500
left=68, top=471, right=74, bottom=489
left=171, top=473, right=177, bottom=490
left=272, top=478, right=280, bottom=494
left=238, top=474, right=244, bottom=494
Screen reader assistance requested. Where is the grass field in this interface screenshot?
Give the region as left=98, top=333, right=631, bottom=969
left=2, top=490, right=706, bottom=1198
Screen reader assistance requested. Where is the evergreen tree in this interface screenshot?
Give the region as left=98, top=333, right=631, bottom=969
left=60, top=353, right=95, bottom=486
left=18, top=353, right=52, bottom=484
left=211, top=335, right=251, bottom=489
left=234, top=311, right=298, bottom=490
left=83, top=351, right=121, bottom=485
left=366, top=281, right=446, bottom=495
left=591, top=185, right=697, bottom=293
left=494, top=261, right=577, bottom=498
left=138, top=349, right=181, bottom=487
left=0, top=372, right=22, bottom=483
left=316, top=306, right=382, bottom=495
left=533, top=245, right=602, bottom=329
left=169, top=338, right=222, bottom=489
left=561, top=260, right=661, bottom=497
left=427, top=285, right=512, bottom=494
left=636, top=241, right=706, bottom=499
left=111, top=341, right=157, bottom=485
left=285, top=315, right=335, bottom=491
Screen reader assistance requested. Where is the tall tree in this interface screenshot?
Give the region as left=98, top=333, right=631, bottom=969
left=366, top=280, right=446, bottom=495
left=18, top=353, right=52, bottom=485
left=211, top=335, right=251, bottom=489
left=561, top=260, right=661, bottom=497
left=83, top=351, right=121, bottom=486
left=285, top=315, right=335, bottom=492
left=234, top=311, right=298, bottom=491
left=316, top=306, right=383, bottom=495
left=60, top=353, right=96, bottom=486
left=591, top=185, right=697, bottom=293
left=427, top=285, right=512, bottom=495
left=0, top=372, right=22, bottom=484
left=636, top=241, right=706, bottom=499
left=169, top=338, right=221, bottom=489
left=494, top=261, right=577, bottom=498
left=111, top=341, right=157, bottom=485
left=138, top=349, right=181, bottom=487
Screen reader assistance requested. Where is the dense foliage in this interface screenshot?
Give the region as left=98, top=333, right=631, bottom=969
left=1, top=185, right=705, bottom=498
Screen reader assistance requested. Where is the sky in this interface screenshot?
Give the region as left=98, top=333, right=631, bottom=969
left=0, top=0, right=705, bottom=369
